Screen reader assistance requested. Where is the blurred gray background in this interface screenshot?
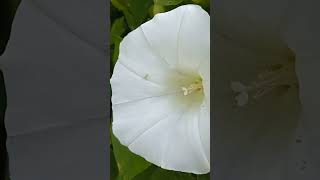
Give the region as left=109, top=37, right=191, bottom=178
left=0, top=0, right=110, bottom=179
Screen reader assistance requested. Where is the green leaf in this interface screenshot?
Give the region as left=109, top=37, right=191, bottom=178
left=152, top=4, right=165, bottom=16
left=111, top=0, right=128, bottom=11
left=111, top=17, right=126, bottom=45
left=154, top=0, right=183, bottom=6
left=197, top=173, right=210, bottom=180
left=133, top=165, right=206, bottom=180
left=110, top=148, right=119, bottom=180
left=111, top=16, right=126, bottom=65
left=111, top=131, right=151, bottom=180
left=191, top=0, right=210, bottom=11
left=112, top=43, right=120, bottom=66
left=111, top=0, right=153, bottom=30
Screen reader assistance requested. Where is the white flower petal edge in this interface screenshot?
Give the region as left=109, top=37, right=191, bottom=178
left=111, top=5, right=210, bottom=174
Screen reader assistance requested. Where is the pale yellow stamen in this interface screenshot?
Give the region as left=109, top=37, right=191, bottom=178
left=181, top=81, right=203, bottom=96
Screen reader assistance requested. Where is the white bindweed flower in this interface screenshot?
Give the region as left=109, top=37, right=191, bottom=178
left=110, top=5, right=210, bottom=174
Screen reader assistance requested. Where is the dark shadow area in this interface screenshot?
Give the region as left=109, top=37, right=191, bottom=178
left=0, top=0, right=21, bottom=179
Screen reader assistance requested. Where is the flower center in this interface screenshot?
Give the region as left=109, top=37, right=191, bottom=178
left=166, top=71, right=205, bottom=107
left=181, top=80, right=203, bottom=96
left=231, top=56, right=298, bottom=107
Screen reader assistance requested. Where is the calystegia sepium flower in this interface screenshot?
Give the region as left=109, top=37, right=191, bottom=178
left=111, top=5, right=210, bottom=174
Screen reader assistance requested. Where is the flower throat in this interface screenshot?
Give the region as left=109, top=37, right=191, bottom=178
left=181, top=79, right=203, bottom=96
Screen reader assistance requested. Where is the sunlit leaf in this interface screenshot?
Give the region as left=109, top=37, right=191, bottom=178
left=152, top=4, right=165, bottom=16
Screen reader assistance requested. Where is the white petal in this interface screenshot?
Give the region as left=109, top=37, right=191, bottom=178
left=175, top=5, right=210, bottom=72
left=112, top=76, right=210, bottom=173
left=199, top=52, right=210, bottom=107
left=113, top=98, right=210, bottom=174
left=198, top=101, right=210, bottom=166
left=112, top=93, right=182, bottom=146
left=158, top=104, right=210, bottom=174
left=140, top=5, right=209, bottom=72
left=139, top=5, right=185, bottom=68
left=118, top=26, right=176, bottom=85
left=111, top=62, right=169, bottom=105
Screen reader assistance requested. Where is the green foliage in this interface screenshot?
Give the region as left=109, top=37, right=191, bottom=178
left=111, top=131, right=151, bottom=180
left=111, top=17, right=126, bottom=65
left=111, top=0, right=153, bottom=30
left=133, top=165, right=210, bottom=180
left=110, top=1, right=210, bottom=179
left=110, top=148, right=120, bottom=179
left=191, top=0, right=210, bottom=9
left=197, top=173, right=210, bottom=180
left=154, top=0, right=183, bottom=6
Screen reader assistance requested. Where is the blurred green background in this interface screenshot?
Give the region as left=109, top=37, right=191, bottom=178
left=110, top=0, right=210, bottom=179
